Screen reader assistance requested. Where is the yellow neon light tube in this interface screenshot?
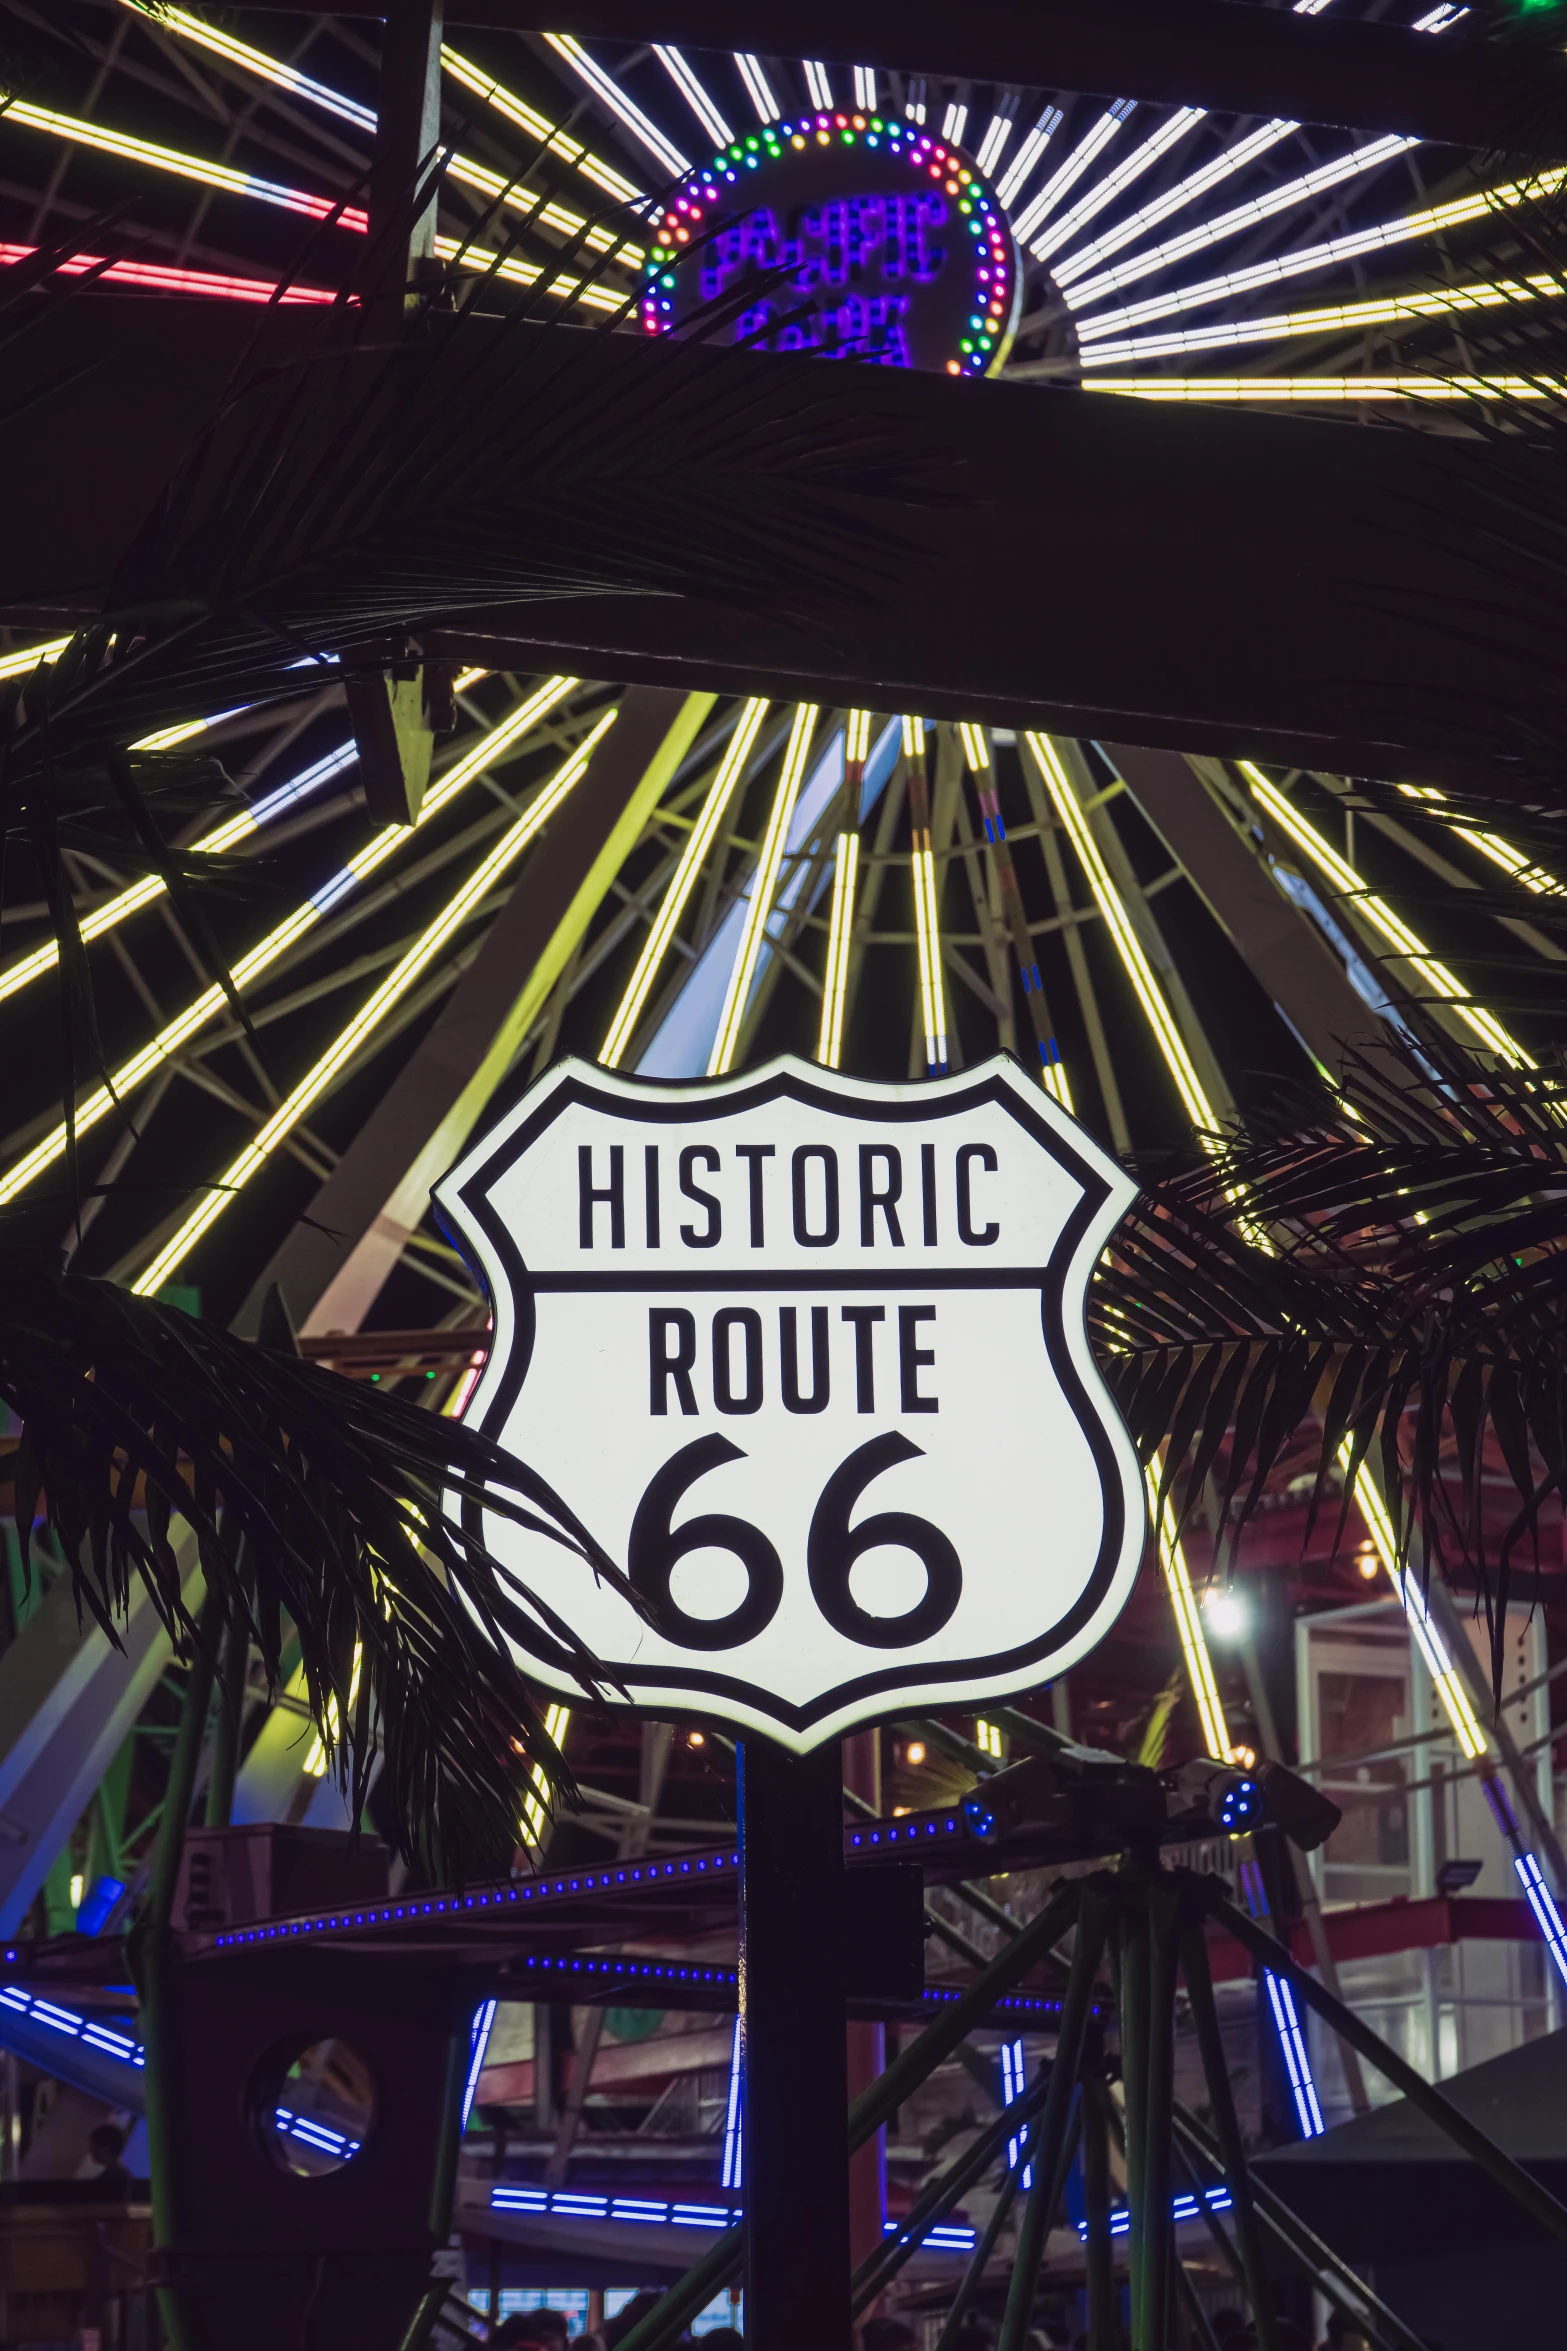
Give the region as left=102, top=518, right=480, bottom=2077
left=1339, top=1440, right=1487, bottom=1761
left=600, top=698, right=768, bottom=1069
left=1397, top=784, right=1564, bottom=899
left=520, top=1703, right=573, bottom=1846
left=912, top=837, right=948, bottom=1071
left=0, top=672, right=485, bottom=1006
left=708, top=705, right=818, bottom=1076
left=0, top=97, right=369, bottom=229
left=1087, top=375, right=1566, bottom=403
left=0, top=636, right=70, bottom=681
left=116, top=5, right=641, bottom=210
left=431, top=233, right=626, bottom=311
left=845, top=709, right=873, bottom=769
left=1146, top=1463, right=1231, bottom=1762
left=958, top=721, right=990, bottom=771
left=0, top=679, right=577, bottom=1205
left=132, top=713, right=615, bottom=1290
left=817, top=830, right=859, bottom=1070
left=1242, top=764, right=1534, bottom=1068
left=1028, top=733, right=1218, bottom=1130
left=442, top=48, right=642, bottom=205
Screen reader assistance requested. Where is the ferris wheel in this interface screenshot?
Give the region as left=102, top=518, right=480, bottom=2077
left=0, top=0, right=1562, bottom=1349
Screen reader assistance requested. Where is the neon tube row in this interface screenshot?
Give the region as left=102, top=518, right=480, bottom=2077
left=0, top=678, right=578, bottom=1205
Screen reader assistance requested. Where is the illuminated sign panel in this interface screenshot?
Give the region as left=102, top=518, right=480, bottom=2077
left=641, top=115, right=1020, bottom=378
left=437, top=1057, right=1142, bottom=1749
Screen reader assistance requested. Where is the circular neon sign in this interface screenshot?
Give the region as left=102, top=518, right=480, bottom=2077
left=640, top=112, right=1021, bottom=379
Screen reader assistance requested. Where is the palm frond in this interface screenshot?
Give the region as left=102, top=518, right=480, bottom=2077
left=0, top=1262, right=644, bottom=1878
left=1097, top=1035, right=1567, bottom=1702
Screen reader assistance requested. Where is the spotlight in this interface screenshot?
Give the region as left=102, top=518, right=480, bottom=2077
left=1162, top=1757, right=1264, bottom=1834
left=1356, top=1546, right=1380, bottom=1582
left=1228, top=1744, right=1257, bottom=1771
left=1202, top=1588, right=1250, bottom=1642
left=687, top=1730, right=705, bottom=1748
left=905, top=1740, right=927, bottom=1767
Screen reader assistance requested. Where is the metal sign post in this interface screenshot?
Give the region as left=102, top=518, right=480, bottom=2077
left=436, top=1052, right=1146, bottom=2343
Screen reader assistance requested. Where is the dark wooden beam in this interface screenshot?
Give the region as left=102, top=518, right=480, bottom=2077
left=1, top=297, right=1558, bottom=794
left=234, top=0, right=1565, bottom=147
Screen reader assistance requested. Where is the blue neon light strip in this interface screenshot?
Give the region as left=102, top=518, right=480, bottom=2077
left=490, top=2183, right=976, bottom=2251
left=463, top=1998, right=498, bottom=2129
left=1264, top=1972, right=1325, bottom=2137
left=1000, top=2037, right=1033, bottom=2185
left=275, top=2103, right=360, bottom=2159
left=0, top=1984, right=143, bottom=2067
left=211, top=1850, right=745, bottom=1947
left=1078, top=2186, right=1234, bottom=2242
left=204, top=1813, right=975, bottom=1953
left=1513, top=1851, right=1567, bottom=1988
left=720, top=2018, right=743, bottom=2191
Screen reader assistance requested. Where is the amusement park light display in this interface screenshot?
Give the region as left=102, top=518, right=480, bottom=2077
left=640, top=113, right=1021, bottom=378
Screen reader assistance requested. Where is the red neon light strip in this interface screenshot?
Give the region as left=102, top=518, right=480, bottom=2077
left=0, top=246, right=337, bottom=304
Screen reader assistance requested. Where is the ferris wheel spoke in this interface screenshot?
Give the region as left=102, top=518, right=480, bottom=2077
left=1044, top=118, right=1300, bottom=290
left=1026, top=735, right=1221, bottom=1134
left=1028, top=106, right=1206, bottom=268
left=127, top=711, right=617, bottom=1294
left=1011, top=102, right=1137, bottom=246
left=1071, top=161, right=1563, bottom=343
left=600, top=698, right=767, bottom=1070
left=1063, top=131, right=1420, bottom=317
left=1069, top=271, right=1561, bottom=369
left=0, top=679, right=581, bottom=1204
left=708, top=703, right=818, bottom=1077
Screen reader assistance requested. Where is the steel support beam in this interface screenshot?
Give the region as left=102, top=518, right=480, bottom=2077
left=242, top=687, right=714, bottom=1336
left=0, top=1549, right=201, bottom=1936
left=230, top=0, right=1561, bottom=148
left=1103, top=741, right=1416, bottom=1093
left=3, top=301, right=1560, bottom=794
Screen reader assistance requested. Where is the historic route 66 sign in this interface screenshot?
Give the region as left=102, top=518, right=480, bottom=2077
left=436, top=1054, right=1145, bottom=1750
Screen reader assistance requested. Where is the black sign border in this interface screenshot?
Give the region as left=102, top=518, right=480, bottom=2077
left=442, top=1059, right=1134, bottom=1737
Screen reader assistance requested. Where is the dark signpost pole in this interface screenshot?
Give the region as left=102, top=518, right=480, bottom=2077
left=739, top=1738, right=852, bottom=2351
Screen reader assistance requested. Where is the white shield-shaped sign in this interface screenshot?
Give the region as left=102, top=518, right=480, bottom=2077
left=436, top=1054, right=1145, bottom=1750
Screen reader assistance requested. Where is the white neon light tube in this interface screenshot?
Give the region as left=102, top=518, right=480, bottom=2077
left=1012, top=104, right=1135, bottom=246
left=853, top=66, right=877, bottom=112
left=996, top=108, right=1063, bottom=212
left=543, top=35, right=690, bottom=177
left=1065, top=132, right=1418, bottom=315
left=1050, top=119, right=1298, bottom=290
left=735, top=54, right=780, bottom=123
left=1242, top=764, right=1534, bottom=1067
left=708, top=704, right=817, bottom=1075
left=942, top=103, right=969, bottom=149
left=1031, top=108, right=1205, bottom=266
left=132, top=711, right=614, bottom=1289
left=652, top=47, right=733, bottom=147
left=599, top=698, right=768, bottom=1069
left=0, top=679, right=577, bottom=1206
left=974, top=112, right=1015, bottom=179
left=1028, top=733, right=1217, bottom=1130
left=1074, top=163, right=1566, bottom=343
